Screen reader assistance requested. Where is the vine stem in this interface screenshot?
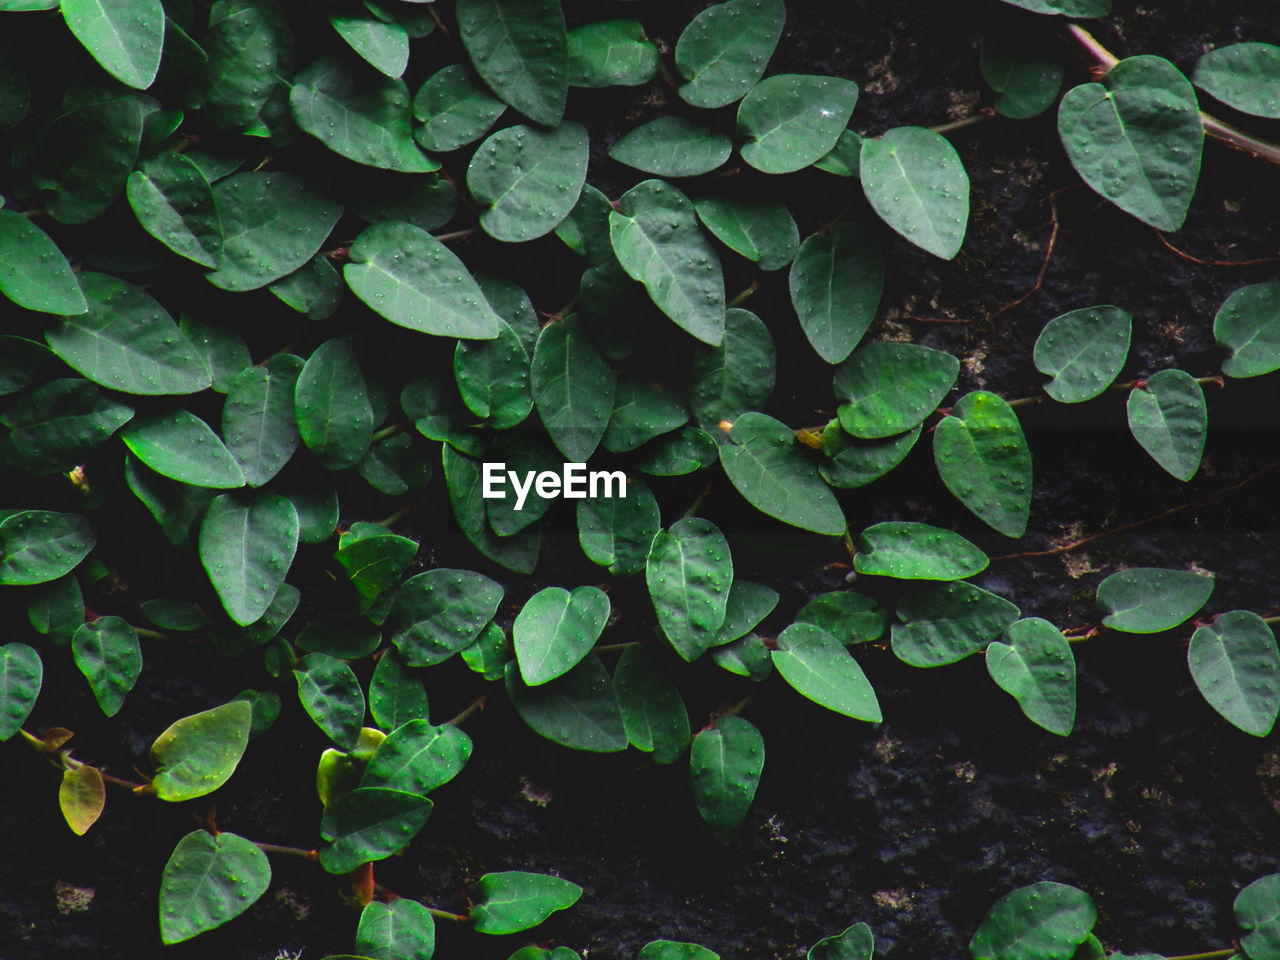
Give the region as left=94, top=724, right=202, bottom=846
left=427, top=907, right=471, bottom=923
left=433, top=227, right=480, bottom=244
left=1164, top=950, right=1236, bottom=960
left=370, top=424, right=402, bottom=444
left=1154, top=231, right=1280, bottom=267
left=446, top=696, right=487, bottom=726
left=931, top=108, right=995, bottom=136
left=375, top=506, right=411, bottom=528
left=1264, top=616, right=1280, bottom=625
left=253, top=842, right=318, bottom=861
left=133, top=626, right=172, bottom=641
left=992, top=462, right=1280, bottom=561
left=727, top=279, right=761, bottom=308
left=1005, top=372, right=1222, bottom=408
left=1064, top=26, right=1280, bottom=168
left=595, top=642, right=639, bottom=653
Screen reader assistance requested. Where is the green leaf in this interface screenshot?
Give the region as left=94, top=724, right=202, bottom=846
left=1125, top=369, right=1207, bottom=481
left=388, top=568, right=503, bottom=667
left=295, top=339, right=374, bottom=470
left=641, top=943, right=720, bottom=960
left=774, top=623, right=881, bottom=721
left=180, top=312, right=251, bottom=393
left=345, top=173, right=458, bottom=234
left=820, top=423, right=920, bottom=489
left=603, top=377, right=688, bottom=453
left=29, top=576, right=85, bottom=643
left=933, top=391, right=1032, bottom=538
left=126, top=153, right=222, bottom=268
left=291, top=55, right=434, bottom=173
left=0, top=511, right=95, bottom=585
left=970, top=881, right=1096, bottom=960
left=853, top=522, right=988, bottom=581
left=62, top=0, right=165, bottom=90
left=150, top=701, right=253, bottom=801
left=555, top=184, right=614, bottom=265
left=195, top=0, right=291, bottom=134
left=1188, top=611, right=1280, bottom=737
left=1033, top=305, right=1132, bottom=403
left=1096, top=566, right=1214, bottom=633
left=860, top=126, right=969, bottom=259
left=715, top=580, right=780, bottom=646
left=712, top=634, right=773, bottom=681
left=568, top=19, right=658, bottom=88
left=515, top=586, right=611, bottom=686
left=610, top=117, right=732, bottom=178
left=1215, top=281, right=1280, bottom=379
left=694, top=196, right=799, bottom=272
left=689, top=715, right=764, bottom=844
left=140, top=599, right=206, bottom=633
left=0, top=210, right=87, bottom=314
left=289, top=486, right=339, bottom=545
left=0, top=337, right=55, bottom=398
left=412, top=64, right=506, bottom=153
left=796, top=591, right=886, bottom=645
left=720, top=412, right=845, bottom=535
left=0, top=36, right=30, bottom=131
left=511, top=948, right=582, bottom=960
left=295, top=653, right=366, bottom=749
left=356, top=899, right=435, bottom=960
left=892, top=582, right=1020, bottom=667
left=199, top=492, right=299, bottom=625
left=206, top=172, right=342, bottom=292
left=46, top=274, right=211, bottom=396
left=1058, top=55, right=1202, bottom=231
left=363, top=719, right=471, bottom=797
left=690, top=309, right=775, bottom=427
left=738, top=74, right=859, bottom=174
left=442, top=446, right=540, bottom=574
left=270, top=256, right=345, bottom=319
left=319, top=787, right=433, bottom=874
left=456, top=0, right=567, bottom=127
left=647, top=517, right=733, bottom=661
left=504, top=655, right=627, bottom=752
left=159, top=831, right=271, bottom=944
left=455, top=320, right=533, bottom=429
left=986, top=618, right=1076, bottom=735
left=232, top=689, right=281, bottom=736
left=635, top=426, right=719, bottom=476
left=980, top=27, right=1065, bottom=119
left=332, top=8, right=409, bottom=78
left=403, top=376, right=485, bottom=456
left=614, top=645, right=690, bottom=763
left=72, top=616, right=141, bottom=716
left=531, top=315, right=618, bottom=461
left=814, top=129, right=863, bottom=178
left=482, top=432, right=560, bottom=535
left=469, top=121, right=588, bottom=242
left=676, top=0, right=785, bottom=109
left=834, top=342, right=959, bottom=438
left=336, top=532, right=418, bottom=604
left=223, top=356, right=303, bottom=487
left=344, top=220, right=503, bottom=339
left=576, top=476, right=661, bottom=576
left=0, top=643, right=41, bottom=740
left=788, top=223, right=884, bottom=364
left=610, top=179, right=726, bottom=346
left=369, top=651, right=428, bottom=730
left=1193, top=42, right=1280, bottom=118
left=59, top=763, right=104, bottom=836
left=472, top=871, right=583, bottom=935
left=998, top=0, right=1109, bottom=14
left=297, top=615, right=381, bottom=659
left=809, top=924, right=873, bottom=960
left=461, top=622, right=511, bottom=681
left=1235, top=873, right=1280, bottom=960
left=124, top=455, right=213, bottom=546
left=15, top=90, right=147, bottom=224
left=358, top=434, right=433, bottom=496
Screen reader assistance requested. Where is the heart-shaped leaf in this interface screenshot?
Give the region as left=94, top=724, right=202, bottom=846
left=295, top=339, right=374, bottom=470
left=987, top=618, right=1076, bottom=735
left=690, top=308, right=776, bottom=427
left=331, top=8, right=409, bottom=78
left=294, top=653, right=366, bottom=749
left=0, top=511, right=95, bottom=585
left=834, top=341, right=959, bottom=438
left=892, top=581, right=1020, bottom=667
left=62, top=0, right=165, bottom=90
left=933, top=391, right=1032, bottom=537
left=126, top=153, right=222, bottom=268
left=471, top=871, right=583, bottom=935
left=199, top=492, right=299, bottom=625
left=0, top=210, right=87, bottom=314
left=614, top=645, right=691, bottom=763
left=860, top=126, right=969, bottom=259
left=1193, top=42, right=1280, bottom=118
left=1058, top=55, right=1202, bottom=231
left=357, top=899, right=436, bottom=960
left=1188, top=610, right=1280, bottom=737
left=150, top=701, right=253, bottom=801
left=388, top=568, right=504, bottom=667
left=223, top=356, right=303, bottom=487
left=980, top=26, right=1065, bottom=119
left=789, top=223, right=884, bottom=364
left=854, top=522, right=988, bottom=581
left=159, top=831, right=271, bottom=944
left=457, top=0, right=567, bottom=127
left=318, top=787, right=433, bottom=874
left=610, top=116, right=732, bottom=178
left=738, top=74, right=859, bottom=174
left=689, top=715, right=764, bottom=843
left=568, top=19, right=658, bottom=88
left=412, top=64, right=506, bottom=153
left=0, top=643, right=42, bottom=740
left=610, top=179, right=726, bottom=346
left=1235, top=872, right=1280, bottom=960
left=72, top=616, right=141, bottom=717
left=1126, top=370, right=1207, bottom=481
left=676, top=0, right=785, bottom=109
left=515, top=586, right=611, bottom=686
left=970, top=881, right=1096, bottom=960
left=1096, top=566, right=1214, bottom=633
left=531, top=315, right=617, bottom=461
left=59, top=763, right=105, bottom=835
left=820, top=423, right=921, bottom=489
left=773, top=623, right=881, bottom=721
left=469, top=121, right=588, bottom=242
left=577, top=476, right=661, bottom=576
left=1215, top=281, right=1280, bottom=379
left=362, top=719, right=473, bottom=794
left=647, top=517, right=734, bottom=661
left=504, top=655, right=627, bottom=752
left=809, top=923, right=874, bottom=960
left=1034, top=305, right=1132, bottom=403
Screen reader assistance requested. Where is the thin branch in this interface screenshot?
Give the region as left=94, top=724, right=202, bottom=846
left=992, top=462, right=1280, bottom=561
left=254, top=842, right=318, bottom=861
left=727, top=279, right=761, bottom=309
left=427, top=907, right=471, bottom=923
left=446, top=696, right=487, bottom=727
left=1154, top=231, right=1280, bottom=267
left=987, top=185, right=1078, bottom=322
left=594, top=642, right=639, bottom=653
left=433, top=227, right=480, bottom=244
left=931, top=108, right=996, bottom=136
left=1164, top=950, right=1237, bottom=960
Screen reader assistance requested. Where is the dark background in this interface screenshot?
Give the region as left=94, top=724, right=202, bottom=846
left=3, top=1, right=1280, bottom=958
